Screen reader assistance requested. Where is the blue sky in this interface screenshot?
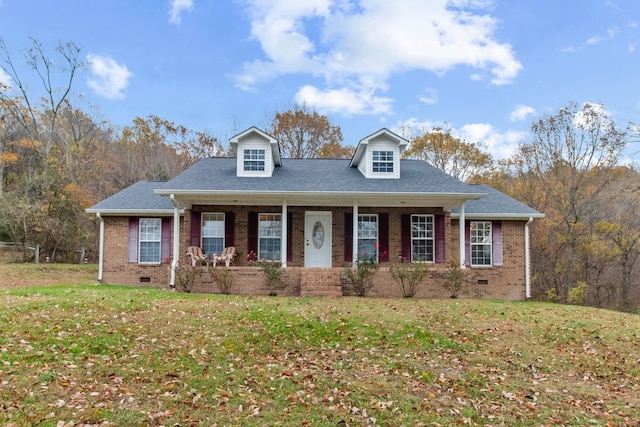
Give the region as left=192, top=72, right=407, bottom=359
left=1, top=0, right=639, bottom=160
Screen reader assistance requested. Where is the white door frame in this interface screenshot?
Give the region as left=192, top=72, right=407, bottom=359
left=304, top=211, right=332, bottom=267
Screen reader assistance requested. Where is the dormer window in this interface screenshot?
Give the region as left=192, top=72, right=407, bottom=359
left=372, top=150, right=394, bottom=173
left=349, top=128, right=407, bottom=179
left=244, top=149, right=266, bottom=172
left=230, top=127, right=282, bottom=178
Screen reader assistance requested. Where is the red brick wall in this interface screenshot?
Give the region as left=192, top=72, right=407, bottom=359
left=100, top=210, right=529, bottom=300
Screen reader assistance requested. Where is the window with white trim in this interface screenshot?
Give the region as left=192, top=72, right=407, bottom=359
left=259, top=213, right=281, bottom=261
left=411, top=215, right=434, bottom=262
left=244, top=149, right=265, bottom=171
left=139, top=218, right=161, bottom=263
left=372, top=150, right=394, bottom=173
left=202, top=213, right=225, bottom=257
left=470, top=221, right=492, bottom=266
left=357, top=214, right=378, bottom=261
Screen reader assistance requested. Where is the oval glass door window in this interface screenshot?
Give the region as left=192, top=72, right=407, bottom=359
left=312, top=221, right=324, bottom=249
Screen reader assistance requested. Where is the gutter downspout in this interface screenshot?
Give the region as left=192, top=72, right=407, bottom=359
left=170, top=194, right=180, bottom=288
left=96, top=213, right=104, bottom=282
left=525, top=216, right=533, bottom=300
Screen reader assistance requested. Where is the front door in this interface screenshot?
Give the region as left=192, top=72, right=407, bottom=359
left=305, top=211, right=332, bottom=267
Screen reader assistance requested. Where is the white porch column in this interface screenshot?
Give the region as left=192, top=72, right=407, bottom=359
left=352, top=202, right=359, bottom=266
left=170, top=195, right=180, bottom=287
left=281, top=202, right=288, bottom=268
left=459, top=201, right=466, bottom=269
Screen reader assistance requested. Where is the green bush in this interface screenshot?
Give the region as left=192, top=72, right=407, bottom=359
left=389, top=261, right=429, bottom=297
left=343, top=256, right=379, bottom=297
left=443, top=260, right=465, bottom=298
left=208, top=265, right=235, bottom=294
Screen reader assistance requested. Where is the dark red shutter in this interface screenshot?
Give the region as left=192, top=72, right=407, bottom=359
left=225, top=211, right=235, bottom=247
left=400, top=214, right=411, bottom=261
left=492, top=220, right=503, bottom=266
left=287, top=212, right=293, bottom=262
left=161, top=217, right=171, bottom=260
left=189, top=211, right=201, bottom=247
left=128, top=217, right=138, bottom=262
left=248, top=211, right=258, bottom=255
left=435, top=214, right=445, bottom=263
left=378, top=213, right=389, bottom=262
left=344, top=213, right=353, bottom=262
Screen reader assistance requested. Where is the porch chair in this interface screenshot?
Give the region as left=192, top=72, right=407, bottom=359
left=213, top=246, right=236, bottom=267
left=186, top=246, right=208, bottom=266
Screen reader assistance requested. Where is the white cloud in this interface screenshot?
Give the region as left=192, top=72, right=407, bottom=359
left=586, top=26, right=618, bottom=45
left=0, top=68, right=11, bottom=90
left=295, top=84, right=393, bottom=116
left=86, top=54, right=133, bottom=100
left=510, top=104, right=536, bottom=122
left=236, top=0, right=521, bottom=115
left=418, top=88, right=438, bottom=105
left=459, top=123, right=526, bottom=159
left=169, top=0, right=194, bottom=25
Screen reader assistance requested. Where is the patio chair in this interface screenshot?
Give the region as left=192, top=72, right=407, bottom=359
left=213, top=246, right=236, bottom=267
left=186, top=246, right=208, bottom=266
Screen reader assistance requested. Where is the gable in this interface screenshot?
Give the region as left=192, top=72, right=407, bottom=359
left=229, top=127, right=282, bottom=177
left=350, top=128, right=408, bottom=179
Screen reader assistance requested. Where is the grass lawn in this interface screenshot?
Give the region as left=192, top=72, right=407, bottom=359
left=0, top=266, right=638, bottom=426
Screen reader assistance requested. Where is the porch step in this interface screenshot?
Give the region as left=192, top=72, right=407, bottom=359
left=300, top=268, right=343, bottom=297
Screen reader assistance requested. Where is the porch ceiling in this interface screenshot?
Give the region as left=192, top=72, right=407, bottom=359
left=168, top=190, right=486, bottom=210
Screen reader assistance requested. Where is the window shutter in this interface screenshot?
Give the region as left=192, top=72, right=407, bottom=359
left=248, top=211, right=258, bottom=255
left=492, top=221, right=503, bottom=266
left=464, top=221, right=470, bottom=266
left=400, top=214, right=411, bottom=261
left=378, top=213, right=389, bottom=262
left=189, top=211, right=201, bottom=247
left=128, top=217, right=138, bottom=262
left=225, top=211, right=235, bottom=247
left=287, top=212, right=293, bottom=262
left=435, top=214, right=445, bottom=263
left=344, top=213, right=353, bottom=262
left=161, top=218, right=171, bottom=260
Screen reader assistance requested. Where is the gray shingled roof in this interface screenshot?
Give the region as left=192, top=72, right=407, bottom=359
left=451, top=184, right=543, bottom=219
left=86, top=159, right=543, bottom=218
left=86, top=180, right=177, bottom=214
left=154, top=157, right=482, bottom=194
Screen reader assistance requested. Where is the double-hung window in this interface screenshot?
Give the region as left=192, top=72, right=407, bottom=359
left=470, top=221, right=492, bottom=266
left=244, top=149, right=265, bottom=171
left=139, top=218, right=161, bottom=263
left=357, top=214, right=378, bottom=261
left=201, top=213, right=225, bottom=257
left=372, top=150, right=394, bottom=173
left=258, top=213, right=281, bottom=261
left=411, top=215, right=434, bottom=262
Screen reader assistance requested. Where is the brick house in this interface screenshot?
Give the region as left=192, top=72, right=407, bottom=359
left=86, top=127, right=543, bottom=299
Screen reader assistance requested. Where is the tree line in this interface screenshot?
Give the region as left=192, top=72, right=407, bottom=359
left=1, top=39, right=638, bottom=312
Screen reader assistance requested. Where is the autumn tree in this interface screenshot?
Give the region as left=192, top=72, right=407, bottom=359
left=268, top=104, right=344, bottom=158
left=507, top=102, right=628, bottom=303
left=402, top=126, right=494, bottom=181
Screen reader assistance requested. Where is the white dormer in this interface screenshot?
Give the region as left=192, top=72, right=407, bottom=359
left=230, top=127, right=282, bottom=177
left=349, top=128, right=408, bottom=179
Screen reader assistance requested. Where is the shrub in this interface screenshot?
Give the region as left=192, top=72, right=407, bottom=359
left=443, top=259, right=465, bottom=298
left=208, top=265, right=235, bottom=294
left=389, top=261, right=429, bottom=298
left=174, top=260, right=199, bottom=293
left=259, top=260, right=283, bottom=295
left=343, top=256, right=379, bottom=297
left=568, top=281, right=588, bottom=305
